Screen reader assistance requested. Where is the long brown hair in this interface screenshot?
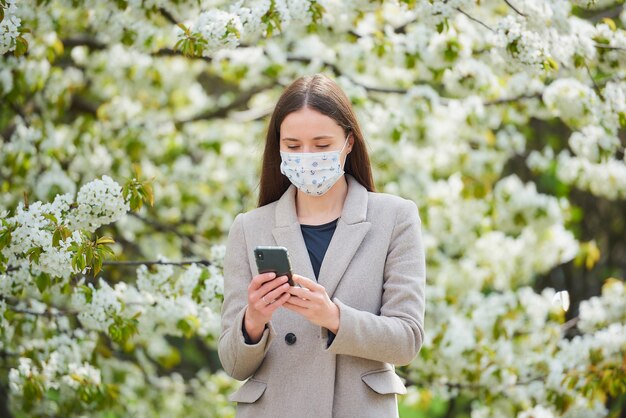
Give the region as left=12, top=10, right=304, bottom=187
left=258, top=74, right=375, bottom=207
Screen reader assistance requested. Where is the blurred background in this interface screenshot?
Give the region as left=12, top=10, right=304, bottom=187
left=1, top=1, right=625, bottom=417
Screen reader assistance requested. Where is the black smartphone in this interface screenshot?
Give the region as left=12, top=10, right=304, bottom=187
left=254, top=246, right=295, bottom=286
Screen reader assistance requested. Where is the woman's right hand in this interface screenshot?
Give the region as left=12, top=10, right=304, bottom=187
left=243, top=272, right=291, bottom=343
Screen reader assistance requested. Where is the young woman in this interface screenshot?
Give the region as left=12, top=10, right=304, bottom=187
left=218, top=74, right=425, bottom=417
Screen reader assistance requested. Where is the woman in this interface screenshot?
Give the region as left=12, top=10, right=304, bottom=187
left=218, top=74, right=425, bottom=418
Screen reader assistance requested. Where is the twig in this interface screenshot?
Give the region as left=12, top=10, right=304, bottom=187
left=153, top=47, right=213, bottom=62
left=158, top=7, right=178, bottom=25
left=286, top=55, right=409, bottom=93
left=504, top=0, right=526, bottom=17
left=561, top=317, right=580, bottom=332
left=587, top=3, right=624, bottom=23
left=61, top=36, right=106, bottom=50
left=175, top=83, right=276, bottom=124
left=1, top=295, right=79, bottom=317
left=594, top=43, right=626, bottom=52
left=103, top=259, right=212, bottom=267
left=8, top=306, right=75, bottom=317
left=584, top=61, right=602, bottom=97
left=484, top=93, right=542, bottom=105
left=394, top=18, right=418, bottom=34
left=456, top=8, right=495, bottom=32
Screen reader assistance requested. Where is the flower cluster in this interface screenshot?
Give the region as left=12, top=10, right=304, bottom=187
left=0, top=0, right=21, bottom=54
left=1, top=177, right=130, bottom=282
left=179, top=0, right=318, bottom=55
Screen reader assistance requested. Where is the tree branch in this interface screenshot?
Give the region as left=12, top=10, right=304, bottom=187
left=594, top=43, right=626, bottom=52
left=103, top=259, right=212, bottom=267
left=7, top=305, right=73, bottom=317
left=69, top=94, right=98, bottom=116
left=285, top=55, right=409, bottom=93
left=484, top=93, right=542, bottom=105
left=158, top=7, right=178, bottom=25
left=456, top=8, right=495, bottom=32
left=174, top=83, right=276, bottom=125
left=586, top=3, right=624, bottom=23
left=61, top=36, right=106, bottom=50
left=584, top=61, right=602, bottom=97
left=561, top=316, right=580, bottom=332
left=1, top=295, right=78, bottom=317
left=504, top=0, right=527, bottom=17
left=153, top=47, right=213, bottom=62
left=0, top=377, right=13, bottom=418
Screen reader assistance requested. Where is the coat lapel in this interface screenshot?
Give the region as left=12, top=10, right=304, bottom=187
left=271, top=175, right=371, bottom=299
left=318, top=175, right=371, bottom=298
left=271, top=185, right=317, bottom=281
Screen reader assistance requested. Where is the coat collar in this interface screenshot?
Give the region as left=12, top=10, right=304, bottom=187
left=272, top=174, right=371, bottom=298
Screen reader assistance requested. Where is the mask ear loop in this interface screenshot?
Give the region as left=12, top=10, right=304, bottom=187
left=339, top=131, right=351, bottom=168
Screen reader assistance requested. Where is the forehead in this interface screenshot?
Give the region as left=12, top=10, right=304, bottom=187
left=280, top=107, right=343, bottom=139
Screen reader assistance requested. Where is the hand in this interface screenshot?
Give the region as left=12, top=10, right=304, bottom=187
left=284, top=274, right=340, bottom=334
left=244, top=272, right=291, bottom=343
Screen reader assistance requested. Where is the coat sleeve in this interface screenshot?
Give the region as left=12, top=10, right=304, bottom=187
left=325, top=199, right=426, bottom=366
left=217, top=213, right=276, bottom=381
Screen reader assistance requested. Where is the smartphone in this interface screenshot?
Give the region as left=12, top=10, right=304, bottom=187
left=254, top=246, right=295, bottom=286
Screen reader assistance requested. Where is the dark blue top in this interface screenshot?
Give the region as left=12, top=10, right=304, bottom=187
left=300, top=217, right=339, bottom=347
left=300, top=218, right=339, bottom=280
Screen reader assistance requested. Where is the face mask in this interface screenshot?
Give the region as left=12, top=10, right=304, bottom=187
left=280, top=135, right=350, bottom=196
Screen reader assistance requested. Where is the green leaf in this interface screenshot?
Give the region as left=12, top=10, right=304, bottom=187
left=26, top=246, right=43, bottom=264
left=96, top=236, right=115, bottom=245
left=42, top=213, right=57, bottom=224
left=142, top=182, right=154, bottom=207
left=543, top=57, right=559, bottom=71
left=0, top=227, right=12, bottom=249
left=602, top=17, right=616, bottom=31
left=92, top=254, right=103, bottom=276
left=79, top=285, right=93, bottom=303
left=84, top=245, right=93, bottom=266
left=35, top=273, right=51, bottom=293
left=15, top=36, right=28, bottom=57
left=52, top=229, right=61, bottom=248
left=176, top=23, right=188, bottom=33
left=176, top=315, right=200, bottom=338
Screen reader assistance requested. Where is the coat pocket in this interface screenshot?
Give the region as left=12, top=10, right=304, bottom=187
left=228, top=379, right=267, bottom=403
left=361, top=369, right=407, bottom=395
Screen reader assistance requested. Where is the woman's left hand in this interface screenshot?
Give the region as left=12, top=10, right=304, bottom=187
left=284, top=274, right=340, bottom=334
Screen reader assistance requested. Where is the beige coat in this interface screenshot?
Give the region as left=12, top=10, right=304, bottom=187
left=218, top=175, right=426, bottom=418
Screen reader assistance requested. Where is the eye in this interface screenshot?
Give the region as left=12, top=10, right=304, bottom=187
left=317, top=145, right=330, bottom=148
left=287, top=145, right=300, bottom=150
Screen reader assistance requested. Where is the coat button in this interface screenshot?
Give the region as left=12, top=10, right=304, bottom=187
left=285, top=332, right=297, bottom=345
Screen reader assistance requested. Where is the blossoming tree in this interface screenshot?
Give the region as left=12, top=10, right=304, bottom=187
left=1, top=0, right=625, bottom=417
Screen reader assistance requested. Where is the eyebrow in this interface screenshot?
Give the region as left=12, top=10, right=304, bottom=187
left=281, top=135, right=336, bottom=141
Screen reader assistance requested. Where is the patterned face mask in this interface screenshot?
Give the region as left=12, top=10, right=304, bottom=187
left=279, top=134, right=350, bottom=196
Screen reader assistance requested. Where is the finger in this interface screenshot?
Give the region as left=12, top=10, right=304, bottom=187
left=283, top=301, right=308, bottom=315
left=264, top=281, right=291, bottom=302
left=292, top=274, right=320, bottom=291
left=249, top=272, right=277, bottom=291
left=287, top=286, right=315, bottom=300
left=255, top=275, right=288, bottom=298
left=285, top=295, right=310, bottom=308
left=267, top=292, right=291, bottom=310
